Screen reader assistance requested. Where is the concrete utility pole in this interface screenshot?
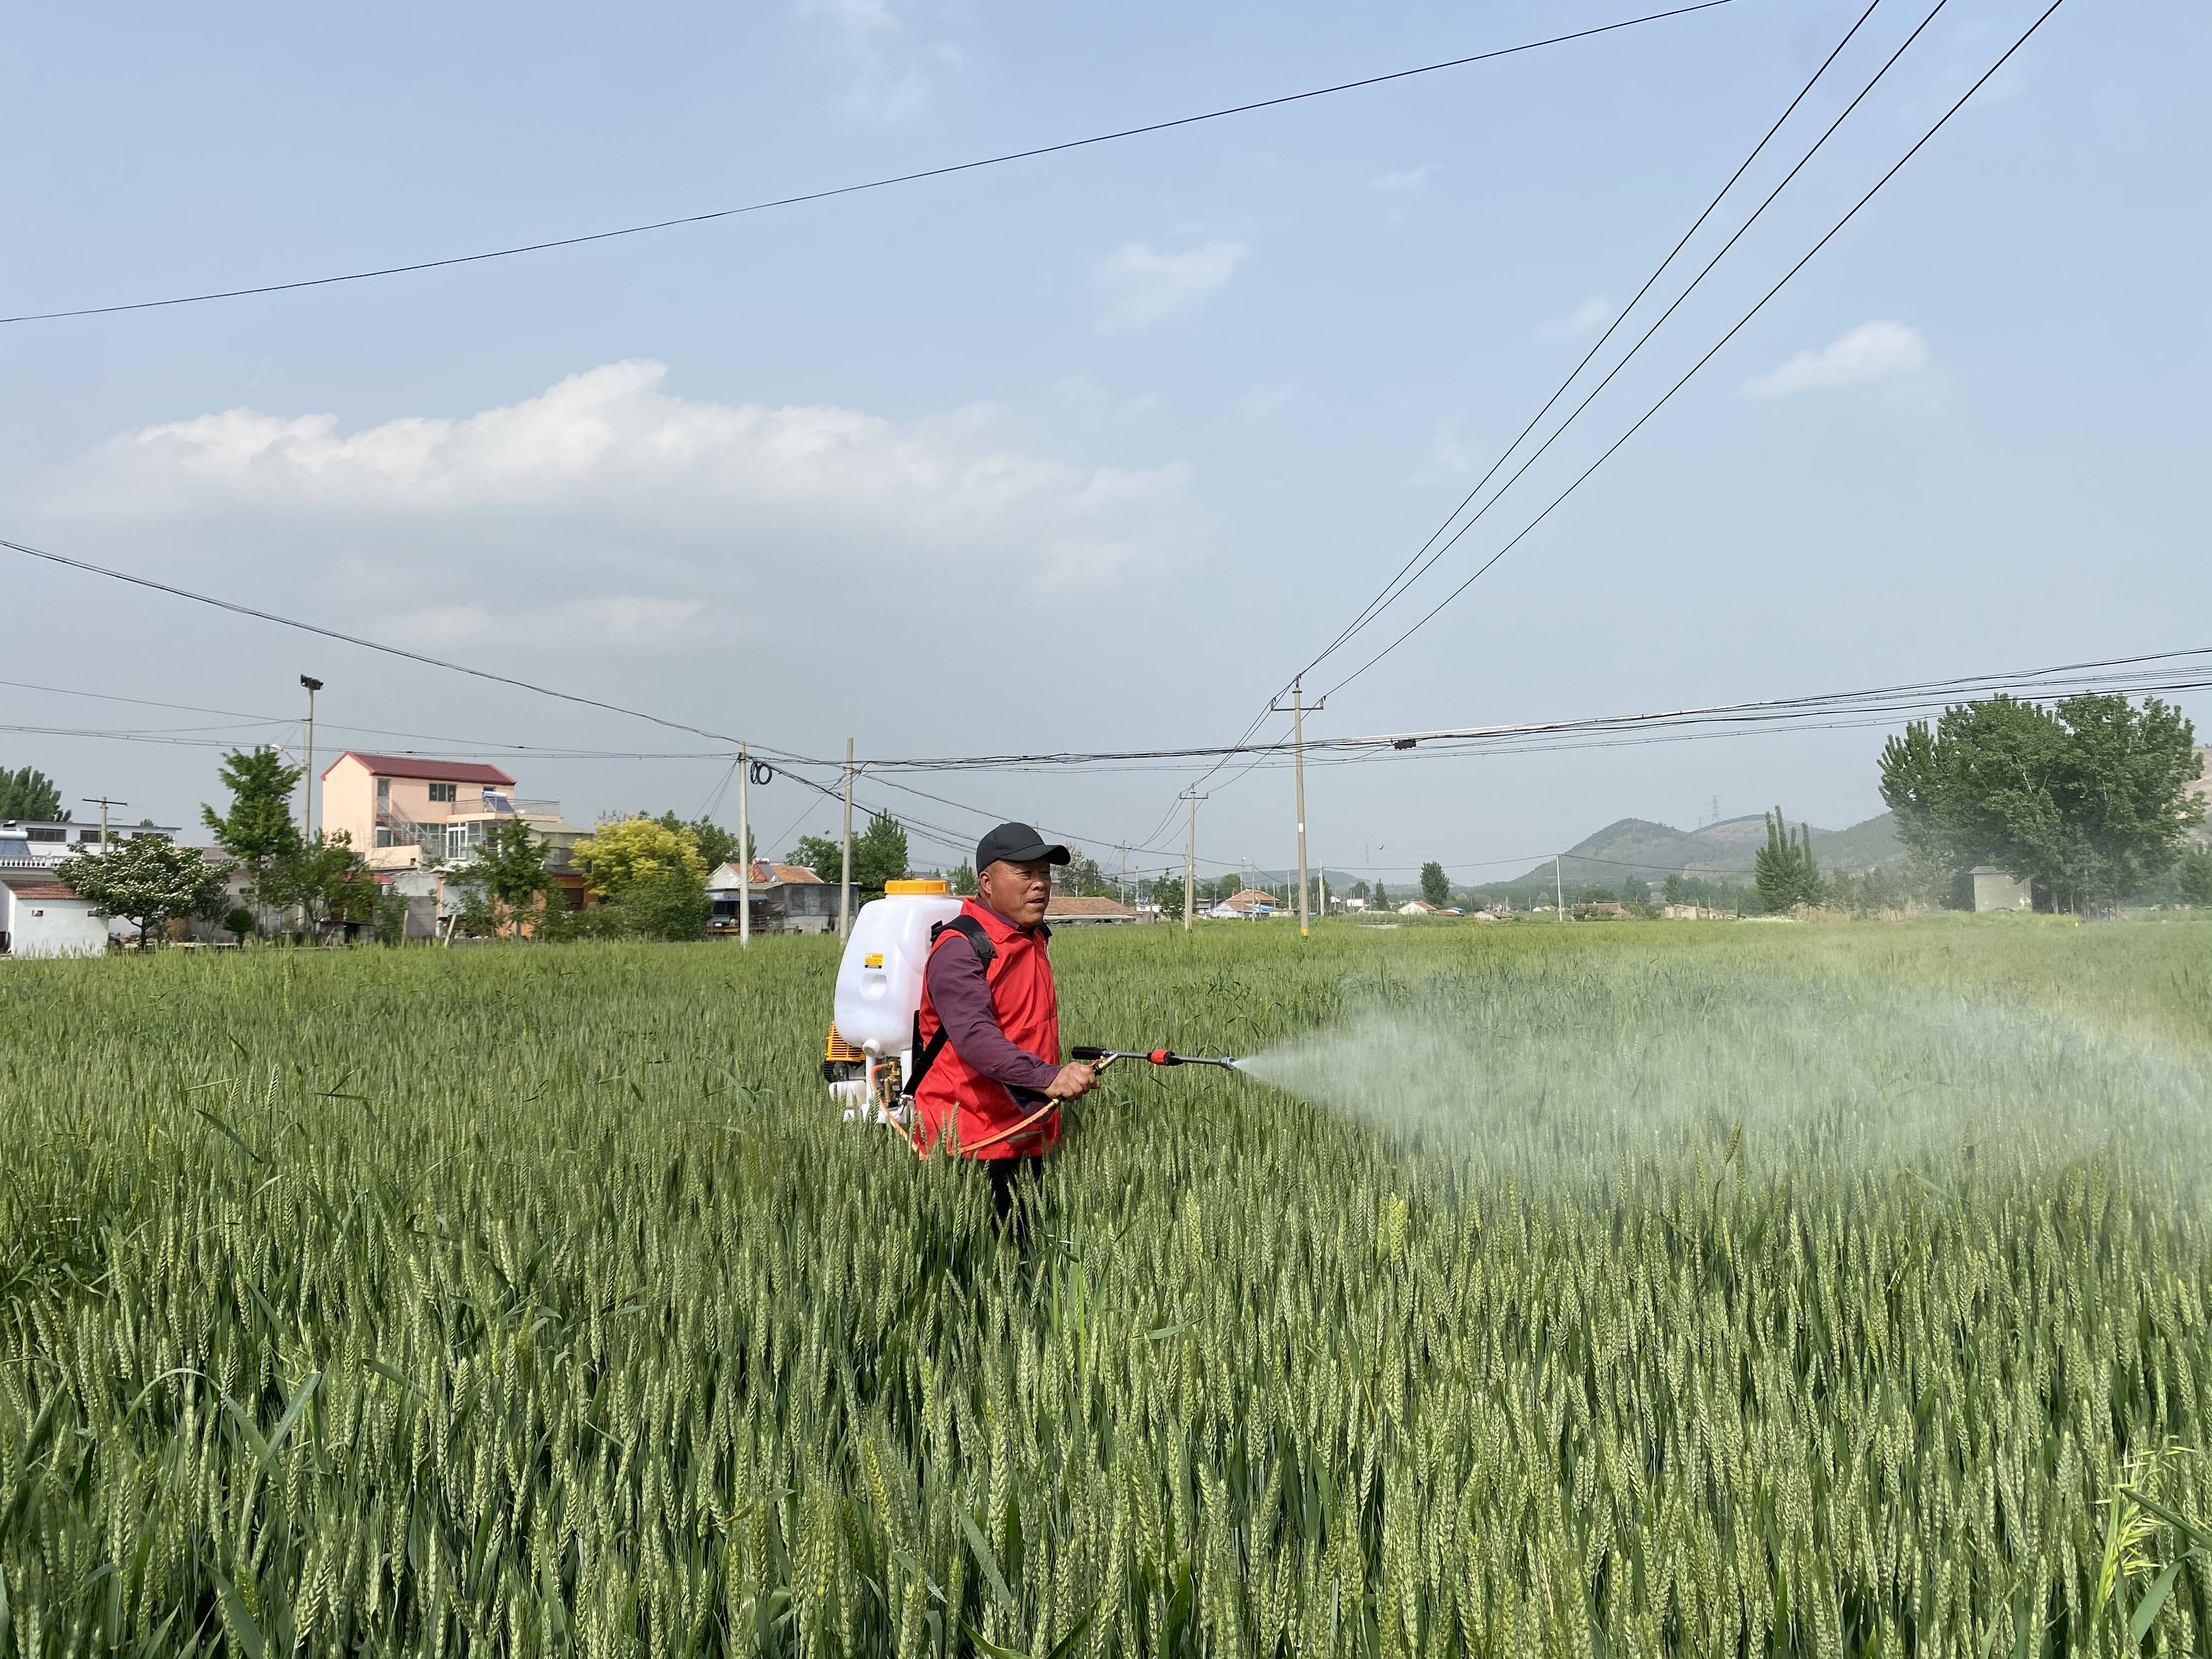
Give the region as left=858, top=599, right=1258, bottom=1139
left=838, top=737, right=855, bottom=941
left=736, top=745, right=751, bottom=948
left=1269, top=678, right=1325, bottom=936
left=1555, top=854, right=1565, bottom=922
left=1117, top=841, right=1128, bottom=906
left=82, top=796, right=127, bottom=852
left=298, top=676, right=323, bottom=840
left=1180, top=788, right=1207, bottom=933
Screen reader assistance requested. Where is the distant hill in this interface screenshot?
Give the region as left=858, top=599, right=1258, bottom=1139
left=1500, top=811, right=1903, bottom=890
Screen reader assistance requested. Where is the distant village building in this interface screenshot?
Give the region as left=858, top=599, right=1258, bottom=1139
left=1397, top=900, right=1438, bottom=916
left=1572, top=901, right=1629, bottom=919
left=706, top=861, right=838, bottom=935
left=0, top=820, right=179, bottom=868
left=0, top=874, right=107, bottom=957
left=1044, top=893, right=1141, bottom=925
left=1970, top=866, right=2034, bottom=912
left=1209, top=888, right=1278, bottom=918
left=321, top=752, right=590, bottom=907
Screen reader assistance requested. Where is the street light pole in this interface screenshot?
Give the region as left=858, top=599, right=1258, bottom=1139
left=298, top=676, right=323, bottom=840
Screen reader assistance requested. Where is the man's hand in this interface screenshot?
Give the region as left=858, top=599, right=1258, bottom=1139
left=1045, top=1062, right=1099, bottom=1101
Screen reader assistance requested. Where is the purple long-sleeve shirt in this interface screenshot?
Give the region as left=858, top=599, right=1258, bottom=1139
left=924, top=921, right=1061, bottom=1094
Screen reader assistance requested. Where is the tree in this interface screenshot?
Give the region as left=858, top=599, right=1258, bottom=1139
left=1419, top=861, right=1450, bottom=908
left=259, top=832, right=377, bottom=936
left=461, top=818, right=555, bottom=936
left=2179, top=846, right=2212, bottom=909
left=1063, top=854, right=1109, bottom=899
left=1149, top=870, right=1184, bottom=920
left=1348, top=879, right=1370, bottom=901
left=1661, top=872, right=1686, bottom=906
left=0, top=765, right=65, bottom=821
left=651, top=811, right=750, bottom=874
left=575, top=816, right=708, bottom=941
left=1754, top=808, right=1825, bottom=912
left=577, top=816, right=707, bottom=897
left=1372, top=882, right=1389, bottom=909
left=852, top=811, right=910, bottom=893
left=202, top=747, right=303, bottom=911
left=60, top=837, right=228, bottom=950
left=1214, top=873, right=1242, bottom=905
left=1881, top=695, right=2202, bottom=908
left=946, top=862, right=977, bottom=896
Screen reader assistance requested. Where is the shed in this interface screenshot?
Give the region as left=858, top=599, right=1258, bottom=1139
left=1, top=876, right=109, bottom=958
left=1970, top=866, right=2034, bottom=912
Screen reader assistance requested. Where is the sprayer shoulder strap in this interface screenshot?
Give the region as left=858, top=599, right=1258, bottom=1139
left=930, top=914, right=996, bottom=964
left=904, top=917, right=997, bottom=1099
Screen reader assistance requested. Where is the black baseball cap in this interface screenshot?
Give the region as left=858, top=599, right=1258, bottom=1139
left=975, top=821, right=1071, bottom=870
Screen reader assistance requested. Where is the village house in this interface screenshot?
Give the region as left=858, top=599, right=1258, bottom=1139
left=1044, top=893, right=1141, bottom=926
left=0, top=873, right=107, bottom=957
left=705, top=861, right=838, bottom=935
left=320, top=752, right=591, bottom=909
left=1209, top=888, right=1278, bottom=918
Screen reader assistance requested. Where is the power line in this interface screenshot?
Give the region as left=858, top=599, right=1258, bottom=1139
left=0, top=3, right=1733, bottom=328
left=1134, top=0, right=1893, bottom=847
left=856, top=644, right=2211, bottom=771
left=1321, top=0, right=2069, bottom=697
left=1295, top=0, right=1888, bottom=688
left=0, top=534, right=820, bottom=764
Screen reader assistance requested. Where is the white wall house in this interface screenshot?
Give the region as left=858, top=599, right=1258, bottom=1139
left=0, top=876, right=108, bottom=958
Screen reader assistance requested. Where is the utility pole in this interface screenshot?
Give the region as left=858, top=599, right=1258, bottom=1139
left=1270, top=678, right=1324, bottom=939
left=736, top=745, right=751, bottom=948
left=82, top=796, right=127, bottom=852
left=1554, top=854, right=1565, bottom=922
left=298, top=676, right=323, bottom=840
left=1117, top=841, right=1128, bottom=906
left=1180, top=788, right=1207, bottom=933
left=838, top=738, right=855, bottom=940
left=1318, top=861, right=1328, bottom=919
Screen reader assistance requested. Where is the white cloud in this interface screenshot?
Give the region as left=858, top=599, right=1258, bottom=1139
left=1542, top=295, right=1612, bottom=337
left=1093, top=241, right=1249, bottom=334
left=1243, top=382, right=1295, bottom=418
left=1741, top=321, right=1930, bottom=398
left=53, top=361, right=1206, bottom=635
left=1369, top=166, right=1433, bottom=195
left=1430, top=420, right=1475, bottom=475
left=800, top=0, right=953, bottom=124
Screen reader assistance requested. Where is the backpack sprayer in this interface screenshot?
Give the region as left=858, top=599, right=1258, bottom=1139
left=823, top=883, right=1245, bottom=1133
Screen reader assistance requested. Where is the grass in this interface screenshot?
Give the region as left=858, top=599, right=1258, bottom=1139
left=3, top=916, right=2211, bottom=1655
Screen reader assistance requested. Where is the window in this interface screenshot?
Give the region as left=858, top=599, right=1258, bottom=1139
left=375, top=827, right=393, bottom=848
left=428, top=782, right=458, bottom=803
left=376, top=777, right=391, bottom=803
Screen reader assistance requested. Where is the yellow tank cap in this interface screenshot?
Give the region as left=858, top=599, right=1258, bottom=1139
left=885, top=878, right=950, bottom=895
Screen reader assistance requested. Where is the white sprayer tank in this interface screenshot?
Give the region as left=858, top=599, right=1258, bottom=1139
left=833, top=881, right=964, bottom=1077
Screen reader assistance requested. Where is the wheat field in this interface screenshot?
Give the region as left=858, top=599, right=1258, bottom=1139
left=4, top=916, right=2210, bottom=1656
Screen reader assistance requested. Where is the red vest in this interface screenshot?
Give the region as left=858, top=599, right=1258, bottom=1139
left=913, top=898, right=1062, bottom=1160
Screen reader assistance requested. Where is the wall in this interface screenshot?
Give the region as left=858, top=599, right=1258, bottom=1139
left=1, top=892, right=109, bottom=957
left=320, top=758, right=380, bottom=850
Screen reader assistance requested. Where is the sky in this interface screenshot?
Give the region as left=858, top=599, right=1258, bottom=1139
left=1, top=0, right=2204, bottom=889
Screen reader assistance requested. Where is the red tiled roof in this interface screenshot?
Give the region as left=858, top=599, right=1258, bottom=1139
left=1045, top=894, right=1135, bottom=917
left=2, top=877, right=78, bottom=900
left=323, top=752, right=517, bottom=786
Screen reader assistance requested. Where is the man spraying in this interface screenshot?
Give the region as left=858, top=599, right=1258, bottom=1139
left=912, top=822, right=1098, bottom=1220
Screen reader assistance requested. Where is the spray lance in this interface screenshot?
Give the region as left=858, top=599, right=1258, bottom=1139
left=950, top=1044, right=1249, bottom=1158
left=1071, top=1046, right=1248, bottom=1074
